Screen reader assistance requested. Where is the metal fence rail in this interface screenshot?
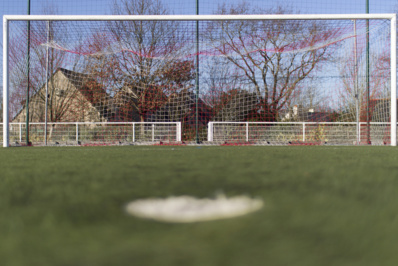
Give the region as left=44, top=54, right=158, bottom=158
left=0, top=122, right=181, bottom=146
left=208, top=122, right=395, bottom=145
left=1, top=121, right=395, bottom=146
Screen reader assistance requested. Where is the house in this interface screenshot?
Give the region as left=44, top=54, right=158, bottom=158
left=360, top=99, right=398, bottom=123
left=211, top=89, right=259, bottom=122
left=146, top=88, right=212, bottom=127
left=355, top=99, right=398, bottom=145
left=108, top=86, right=141, bottom=122
left=109, top=84, right=170, bottom=122
left=13, top=68, right=112, bottom=123
left=281, top=105, right=336, bottom=122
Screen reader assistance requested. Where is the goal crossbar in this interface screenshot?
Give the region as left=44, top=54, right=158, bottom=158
left=3, top=14, right=397, bottom=21
left=3, top=14, right=397, bottom=146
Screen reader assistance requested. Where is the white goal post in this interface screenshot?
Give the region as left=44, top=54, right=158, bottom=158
left=3, top=14, right=397, bottom=146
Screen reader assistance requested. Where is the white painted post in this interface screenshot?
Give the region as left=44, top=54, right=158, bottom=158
left=132, top=123, right=135, bottom=142
left=390, top=14, right=397, bottom=146
left=44, top=21, right=50, bottom=146
left=152, top=124, right=155, bottom=142
left=3, top=17, right=9, bottom=147
left=303, top=123, right=306, bottom=142
left=76, top=123, right=79, bottom=143
left=19, top=123, right=22, bottom=142
left=246, top=122, right=249, bottom=142
left=44, top=123, right=46, bottom=144
left=176, top=122, right=182, bottom=142
left=208, top=122, right=213, bottom=142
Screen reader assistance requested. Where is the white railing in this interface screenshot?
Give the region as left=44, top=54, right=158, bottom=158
left=0, top=122, right=181, bottom=146
left=208, top=121, right=396, bottom=145
left=1, top=121, right=396, bottom=145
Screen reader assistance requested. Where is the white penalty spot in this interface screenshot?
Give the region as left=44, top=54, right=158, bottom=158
left=125, top=195, right=263, bottom=223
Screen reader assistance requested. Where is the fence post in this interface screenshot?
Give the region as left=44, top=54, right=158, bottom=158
left=132, top=123, right=135, bottom=142
left=176, top=122, right=182, bottom=142
left=246, top=122, right=249, bottom=142
left=44, top=123, right=47, bottom=145
left=76, top=123, right=79, bottom=143
left=208, top=122, right=213, bottom=142
left=19, top=123, right=22, bottom=142
left=303, top=123, right=306, bottom=142
left=152, top=124, right=155, bottom=142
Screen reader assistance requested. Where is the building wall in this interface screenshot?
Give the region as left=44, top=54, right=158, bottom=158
left=12, top=71, right=108, bottom=123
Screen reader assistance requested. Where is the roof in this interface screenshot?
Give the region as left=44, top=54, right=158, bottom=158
left=281, top=105, right=336, bottom=122
left=363, top=98, right=398, bottom=123
left=58, top=68, right=110, bottom=107
left=146, top=89, right=212, bottom=126
left=212, top=89, right=259, bottom=122
left=58, top=68, right=90, bottom=89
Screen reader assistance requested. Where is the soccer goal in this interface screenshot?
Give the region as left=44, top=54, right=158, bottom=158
left=3, top=14, right=396, bottom=146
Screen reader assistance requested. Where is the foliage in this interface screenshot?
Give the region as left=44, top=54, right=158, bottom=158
left=307, top=124, right=328, bottom=142
left=161, top=60, right=195, bottom=90
left=211, top=89, right=259, bottom=121
left=205, top=3, right=339, bottom=122
left=82, top=0, right=196, bottom=123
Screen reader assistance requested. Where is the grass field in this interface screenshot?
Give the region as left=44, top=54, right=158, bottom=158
left=1, top=145, right=398, bottom=266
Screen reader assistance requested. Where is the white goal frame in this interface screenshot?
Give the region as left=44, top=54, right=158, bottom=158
left=3, top=14, right=397, bottom=147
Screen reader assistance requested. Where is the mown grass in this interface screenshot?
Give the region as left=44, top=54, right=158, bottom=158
left=0, top=145, right=398, bottom=266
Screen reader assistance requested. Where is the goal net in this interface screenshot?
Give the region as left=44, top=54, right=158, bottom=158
left=3, top=14, right=396, bottom=146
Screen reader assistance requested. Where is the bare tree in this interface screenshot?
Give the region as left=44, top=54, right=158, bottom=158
left=31, top=21, right=82, bottom=122
left=205, top=3, right=338, bottom=121
left=8, top=5, right=84, bottom=123
left=338, top=43, right=391, bottom=122
left=202, top=56, right=241, bottom=108
left=104, top=0, right=193, bottom=123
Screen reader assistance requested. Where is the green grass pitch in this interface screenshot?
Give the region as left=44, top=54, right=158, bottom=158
left=1, top=145, right=398, bottom=266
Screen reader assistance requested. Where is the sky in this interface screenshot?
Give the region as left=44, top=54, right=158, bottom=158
left=1, top=0, right=398, bottom=91
left=1, top=0, right=398, bottom=20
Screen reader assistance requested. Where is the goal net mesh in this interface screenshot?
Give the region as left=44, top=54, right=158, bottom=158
left=5, top=18, right=393, bottom=145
